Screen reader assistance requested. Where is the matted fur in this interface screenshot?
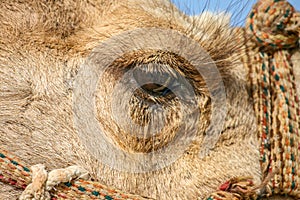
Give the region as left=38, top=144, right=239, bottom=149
left=0, top=0, right=299, bottom=199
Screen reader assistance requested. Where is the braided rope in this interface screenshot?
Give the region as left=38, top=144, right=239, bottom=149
left=249, top=0, right=300, bottom=196
left=206, top=177, right=258, bottom=200
left=0, top=150, right=151, bottom=200
left=207, top=0, right=300, bottom=199
left=248, top=0, right=299, bottom=50
left=247, top=0, right=300, bottom=197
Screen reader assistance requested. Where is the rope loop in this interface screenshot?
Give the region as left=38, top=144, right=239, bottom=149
left=247, top=0, right=299, bottom=51
left=206, top=177, right=258, bottom=200
left=0, top=149, right=152, bottom=199
left=245, top=0, right=300, bottom=198
left=19, top=164, right=50, bottom=200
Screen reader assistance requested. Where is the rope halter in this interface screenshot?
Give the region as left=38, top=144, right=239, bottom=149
left=247, top=0, right=300, bottom=198
left=248, top=0, right=299, bottom=50
left=207, top=0, right=300, bottom=199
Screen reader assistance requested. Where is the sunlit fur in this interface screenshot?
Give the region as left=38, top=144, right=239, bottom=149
left=0, top=0, right=299, bottom=199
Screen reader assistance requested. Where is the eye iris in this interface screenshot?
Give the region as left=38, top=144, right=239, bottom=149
left=141, top=83, right=172, bottom=96
left=161, top=87, right=171, bottom=96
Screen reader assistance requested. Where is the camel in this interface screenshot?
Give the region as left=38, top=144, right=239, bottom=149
left=0, top=0, right=299, bottom=199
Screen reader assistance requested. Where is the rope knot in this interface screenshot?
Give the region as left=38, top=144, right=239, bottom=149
left=247, top=0, right=299, bottom=51
left=207, top=177, right=258, bottom=200
left=19, top=164, right=50, bottom=200
left=19, top=164, right=90, bottom=200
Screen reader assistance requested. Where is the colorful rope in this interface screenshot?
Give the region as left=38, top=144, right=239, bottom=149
left=206, top=177, right=258, bottom=200
left=207, top=0, right=300, bottom=199
left=248, top=0, right=299, bottom=50
left=0, top=150, right=30, bottom=190
left=0, top=150, right=151, bottom=200
left=247, top=0, right=300, bottom=197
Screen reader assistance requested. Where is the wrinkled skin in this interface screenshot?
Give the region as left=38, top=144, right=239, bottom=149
left=0, top=0, right=299, bottom=199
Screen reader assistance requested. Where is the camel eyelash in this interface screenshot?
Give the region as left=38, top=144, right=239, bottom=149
left=132, top=62, right=195, bottom=102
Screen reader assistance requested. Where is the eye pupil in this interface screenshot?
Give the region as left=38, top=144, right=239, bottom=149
left=141, top=83, right=172, bottom=97
left=162, top=88, right=171, bottom=96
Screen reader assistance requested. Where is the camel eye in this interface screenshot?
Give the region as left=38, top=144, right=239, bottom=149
left=141, top=82, right=172, bottom=97
left=132, top=63, right=187, bottom=99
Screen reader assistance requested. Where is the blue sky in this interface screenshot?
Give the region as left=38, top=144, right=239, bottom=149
left=171, top=0, right=300, bottom=26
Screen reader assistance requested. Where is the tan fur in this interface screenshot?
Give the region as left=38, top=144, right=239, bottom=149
left=0, top=0, right=298, bottom=199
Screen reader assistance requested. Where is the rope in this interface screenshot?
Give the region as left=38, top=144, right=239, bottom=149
left=248, top=0, right=299, bottom=50
left=247, top=0, right=300, bottom=197
left=206, top=177, right=258, bottom=200
left=0, top=150, right=151, bottom=200
left=207, top=0, right=300, bottom=199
